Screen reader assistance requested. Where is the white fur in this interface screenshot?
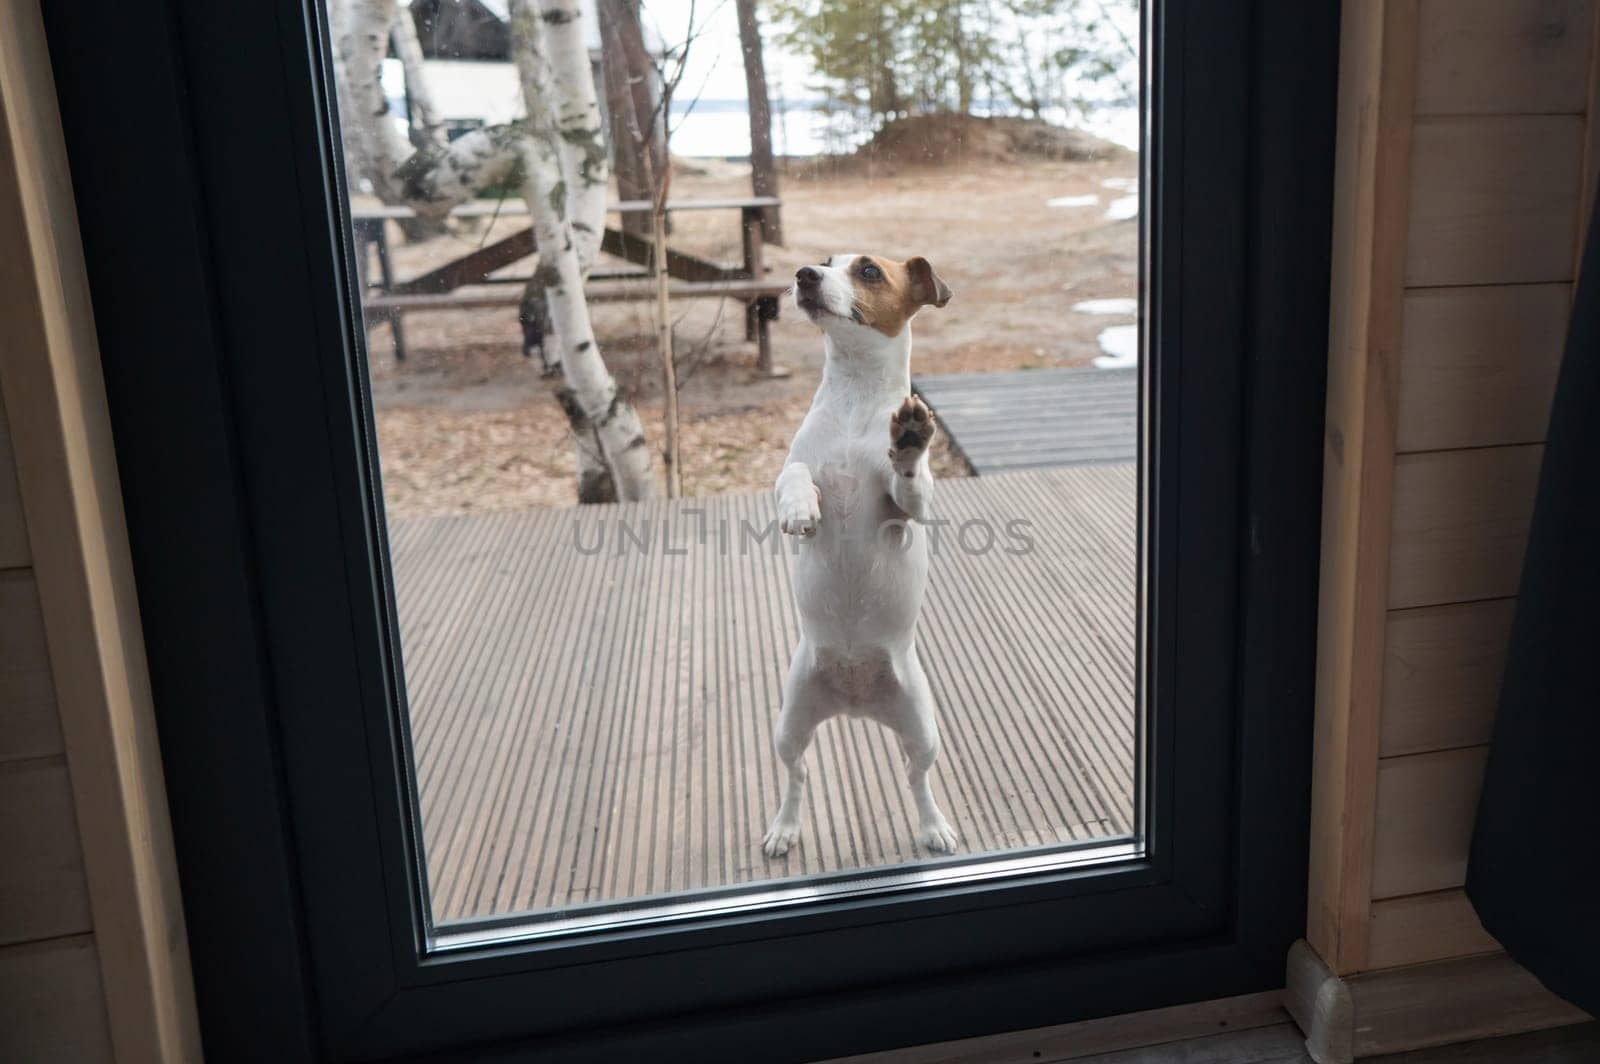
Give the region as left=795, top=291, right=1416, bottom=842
left=764, top=255, right=957, bottom=858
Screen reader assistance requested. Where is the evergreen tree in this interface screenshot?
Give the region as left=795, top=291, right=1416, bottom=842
left=770, top=0, right=1136, bottom=128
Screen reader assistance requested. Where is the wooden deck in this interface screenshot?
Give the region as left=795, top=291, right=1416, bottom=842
left=914, top=367, right=1137, bottom=473
left=391, top=466, right=1137, bottom=925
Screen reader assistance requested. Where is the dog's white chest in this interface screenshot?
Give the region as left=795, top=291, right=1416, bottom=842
left=813, top=452, right=874, bottom=524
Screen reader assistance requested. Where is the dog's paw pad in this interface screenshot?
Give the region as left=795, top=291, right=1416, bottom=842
left=888, top=396, right=937, bottom=472
left=763, top=820, right=801, bottom=857
left=916, top=816, right=959, bottom=854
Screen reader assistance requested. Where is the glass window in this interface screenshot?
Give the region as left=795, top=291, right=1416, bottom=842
left=323, top=0, right=1142, bottom=939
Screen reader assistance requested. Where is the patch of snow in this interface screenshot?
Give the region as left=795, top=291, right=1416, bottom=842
left=1105, top=195, right=1140, bottom=221
left=1072, top=298, right=1138, bottom=316
left=1047, top=194, right=1101, bottom=209
left=1093, top=324, right=1139, bottom=369
left=1102, top=177, right=1138, bottom=191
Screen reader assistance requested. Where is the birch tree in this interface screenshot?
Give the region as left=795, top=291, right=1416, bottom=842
left=532, top=1, right=608, bottom=272
left=332, top=0, right=431, bottom=203
left=513, top=0, right=608, bottom=364
left=391, top=3, right=443, bottom=148
left=331, top=0, right=525, bottom=218
left=502, top=0, right=621, bottom=501
left=330, top=0, right=658, bottom=502
left=510, top=0, right=655, bottom=501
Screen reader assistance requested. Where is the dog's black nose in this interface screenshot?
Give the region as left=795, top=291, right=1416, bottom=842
left=796, top=266, right=820, bottom=287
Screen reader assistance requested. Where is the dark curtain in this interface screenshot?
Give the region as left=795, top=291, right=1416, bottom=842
left=1466, top=196, right=1600, bottom=1015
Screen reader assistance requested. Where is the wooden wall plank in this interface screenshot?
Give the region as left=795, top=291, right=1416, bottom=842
left=1387, top=446, right=1543, bottom=610
left=0, top=935, right=114, bottom=1063
left=1405, top=115, right=1584, bottom=287
left=0, top=398, right=28, bottom=568
left=1348, top=0, right=1599, bottom=1003
left=0, top=757, right=91, bottom=946
left=1368, top=889, right=1500, bottom=970
left=0, top=569, right=61, bottom=763
left=0, top=0, right=201, bottom=1057
left=1372, top=747, right=1488, bottom=899
left=1414, top=0, right=1597, bottom=116
left=1308, top=0, right=1420, bottom=977
left=1396, top=284, right=1568, bottom=453
left=1381, top=599, right=1513, bottom=758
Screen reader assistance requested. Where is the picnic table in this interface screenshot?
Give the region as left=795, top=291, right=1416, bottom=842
left=353, top=196, right=786, bottom=371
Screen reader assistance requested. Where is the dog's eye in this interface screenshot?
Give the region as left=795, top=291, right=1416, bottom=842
left=859, top=263, right=882, bottom=281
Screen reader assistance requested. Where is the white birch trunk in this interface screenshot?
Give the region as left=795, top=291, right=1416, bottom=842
left=534, top=0, right=609, bottom=274
left=391, top=3, right=443, bottom=148
left=520, top=136, right=656, bottom=500
left=515, top=0, right=610, bottom=457
left=331, top=0, right=521, bottom=217
left=331, top=0, right=413, bottom=202
left=329, top=0, right=647, bottom=499
left=393, top=125, right=522, bottom=216
left=510, top=0, right=656, bottom=500
left=327, top=0, right=361, bottom=178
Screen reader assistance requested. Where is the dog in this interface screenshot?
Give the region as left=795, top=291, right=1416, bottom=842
left=764, top=253, right=957, bottom=859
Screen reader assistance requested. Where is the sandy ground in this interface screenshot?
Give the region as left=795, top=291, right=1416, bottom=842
left=367, top=153, right=1138, bottom=517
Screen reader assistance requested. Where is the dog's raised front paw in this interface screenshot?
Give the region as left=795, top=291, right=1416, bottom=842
left=779, top=485, right=821, bottom=536
left=916, top=812, right=959, bottom=854
left=888, top=395, right=937, bottom=476
left=763, top=816, right=802, bottom=857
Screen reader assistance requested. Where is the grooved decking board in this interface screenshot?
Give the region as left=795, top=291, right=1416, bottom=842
left=913, top=368, right=1137, bottom=473
left=391, top=466, right=1138, bottom=924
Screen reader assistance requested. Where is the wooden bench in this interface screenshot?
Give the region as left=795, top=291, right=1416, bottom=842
left=354, top=196, right=786, bottom=370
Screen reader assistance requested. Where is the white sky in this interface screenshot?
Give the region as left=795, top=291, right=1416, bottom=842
left=641, top=0, right=818, bottom=103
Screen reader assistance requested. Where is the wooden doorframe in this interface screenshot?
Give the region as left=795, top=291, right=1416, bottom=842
left=0, top=0, right=199, bottom=1059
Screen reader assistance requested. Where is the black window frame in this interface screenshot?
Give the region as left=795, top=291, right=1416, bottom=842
left=41, top=0, right=1338, bottom=1059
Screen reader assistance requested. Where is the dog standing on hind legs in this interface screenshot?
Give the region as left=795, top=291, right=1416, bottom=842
left=763, top=252, right=959, bottom=859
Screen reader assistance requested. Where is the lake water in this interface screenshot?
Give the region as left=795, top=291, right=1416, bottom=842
left=382, top=60, right=1138, bottom=161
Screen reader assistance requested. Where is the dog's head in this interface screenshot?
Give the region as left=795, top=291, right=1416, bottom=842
left=792, top=254, right=952, bottom=342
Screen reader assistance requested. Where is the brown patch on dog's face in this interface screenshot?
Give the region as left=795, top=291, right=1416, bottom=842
left=847, top=255, right=953, bottom=337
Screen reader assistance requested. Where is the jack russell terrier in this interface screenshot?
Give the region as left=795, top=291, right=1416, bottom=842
left=764, top=253, right=957, bottom=858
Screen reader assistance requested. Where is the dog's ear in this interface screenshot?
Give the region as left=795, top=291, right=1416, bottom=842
left=906, top=257, right=952, bottom=309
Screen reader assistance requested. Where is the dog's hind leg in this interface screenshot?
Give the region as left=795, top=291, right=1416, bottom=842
left=764, top=646, right=831, bottom=858
left=892, top=651, right=959, bottom=854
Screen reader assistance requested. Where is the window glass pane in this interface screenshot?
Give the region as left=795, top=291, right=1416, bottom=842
left=326, top=0, right=1143, bottom=938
